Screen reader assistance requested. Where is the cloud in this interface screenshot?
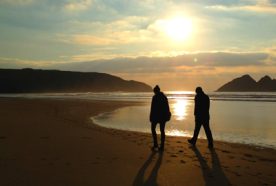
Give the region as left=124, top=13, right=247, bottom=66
left=64, top=0, right=93, bottom=11
left=0, top=0, right=33, bottom=5
left=205, top=0, right=276, bottom=14
left=72, top=34, right=116, bottom=45
left=48, top=51, right=272, bottom=74
left=64, top=16, right=158, bottom=46
left=0, top=57, right=58, bottom=69
left=264, top=47, right=276, bottom=64
left=2, top=51, right=270, bottom=71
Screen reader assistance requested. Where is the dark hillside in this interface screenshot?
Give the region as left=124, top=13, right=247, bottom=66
left=0, top=68, right=152, bottom=93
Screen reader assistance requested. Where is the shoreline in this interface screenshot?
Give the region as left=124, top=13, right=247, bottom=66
left=92, top=113, right=276, bottom=152
left=0, top=97, right=275, bottom=185
left=91, top=103, right=276, bottom=151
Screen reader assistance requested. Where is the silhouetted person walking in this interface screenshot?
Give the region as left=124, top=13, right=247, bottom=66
left=150, top=85, right=171, bottom=151
left=188, top=87, right=213, bottom=148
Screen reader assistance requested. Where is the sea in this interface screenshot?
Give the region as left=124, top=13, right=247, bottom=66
left=2, top=91, right=276, bottom=149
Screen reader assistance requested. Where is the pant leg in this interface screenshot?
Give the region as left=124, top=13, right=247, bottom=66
left=192, top=118, right=202, bottom=144
left=159, top=122, right=166, bottom=148
left=151, top=122, right=158, bottom=147
left=203, top=120, right=213, bottom=145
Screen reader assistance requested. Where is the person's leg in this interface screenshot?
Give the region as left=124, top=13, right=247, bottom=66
left=159, top=122, right=166, bottom=150
left=190, top=118, right=201, bottom=145
left=151, top=122, right=158, bottom=148
left=203, top=120, right=213, bottom=147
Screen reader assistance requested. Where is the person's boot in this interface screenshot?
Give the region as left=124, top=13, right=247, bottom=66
left=187, top=138, right=196, bottom=146
left=159, top=145, right=164, bottom=152
left=208, top=143, right=214, bottom=149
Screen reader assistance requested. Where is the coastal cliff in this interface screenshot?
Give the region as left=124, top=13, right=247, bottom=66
left=0, top=68, right=152, bottom=93
left=217, top=74, right=276, bottom=92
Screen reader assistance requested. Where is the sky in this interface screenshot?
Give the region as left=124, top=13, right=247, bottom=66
left=0, top=0, right=276, bottom=90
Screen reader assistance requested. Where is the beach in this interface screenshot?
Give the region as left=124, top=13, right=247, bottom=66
left=0, top=98, right=275, bottom=186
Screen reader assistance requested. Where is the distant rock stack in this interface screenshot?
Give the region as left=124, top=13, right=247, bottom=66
left=0, top=68, right=152, bottom=93
left=217, top=74, right=276, bottom=92
left=257, top=75, right=276, bottom=91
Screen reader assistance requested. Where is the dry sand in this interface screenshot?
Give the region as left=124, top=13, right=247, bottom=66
left=0, top=98, right=275, bottom=186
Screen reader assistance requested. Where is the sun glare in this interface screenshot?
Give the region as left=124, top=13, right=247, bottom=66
left=164, top=17, right=193, bottom=42
left=173, top=99, right=190, bottom=120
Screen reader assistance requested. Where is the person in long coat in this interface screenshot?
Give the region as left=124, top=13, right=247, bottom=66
left=150, top=85, right=171, bottom=151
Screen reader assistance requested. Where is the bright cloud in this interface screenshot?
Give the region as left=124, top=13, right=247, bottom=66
left=64, top=0, right=93, bottom=11
left=206, top=0, right=276, bottom=14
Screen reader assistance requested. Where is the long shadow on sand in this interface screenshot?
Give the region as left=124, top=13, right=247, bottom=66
left=191, top=146, right=231, bottom=186
left=133, top=151, right=163, bottom=186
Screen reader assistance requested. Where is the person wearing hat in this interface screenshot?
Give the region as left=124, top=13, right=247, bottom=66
left=150, top=85, right=171, bottom=151
left=188, top=87, right=213, bottom=148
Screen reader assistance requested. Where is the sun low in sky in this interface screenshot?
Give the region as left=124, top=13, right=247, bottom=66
left=163, top=17, right=193, bottom=42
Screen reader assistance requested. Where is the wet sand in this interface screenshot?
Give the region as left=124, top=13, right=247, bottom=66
left=0, top=98, right=275, bottom=186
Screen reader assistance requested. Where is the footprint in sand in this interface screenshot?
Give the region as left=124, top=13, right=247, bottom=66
left=236, top=173, right=242, bottom=177
left=221, top=150, right=230, bottom=153
left=81, top=136, right=92, bottom=139
left=228, top=170, right=242, bottom=177
left=40, top=136, right=50, bottom=139
left=222, top=165, right=229, bottom=169
left=258, top=158, right=276, bottom=163
left=244, top=153, right=253, bottom=158
left=261, top=183, right=269, bottom=186
left=48, top=162, right=54, bottom=166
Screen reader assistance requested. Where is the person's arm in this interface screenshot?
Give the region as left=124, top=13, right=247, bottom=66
left=165, top=96, right=170, bottom=113
left=207, top=96, right=210, bottom=111
left=164, top=95, right=171, bottom=121
left=150, top=97, right=154, bottom=122
left=194, top=96, right=198, bottom=116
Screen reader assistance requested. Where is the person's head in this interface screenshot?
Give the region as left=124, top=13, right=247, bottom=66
left=153, top=85, right=160, bottom=94
left=195, top=87, right=204, bottom=94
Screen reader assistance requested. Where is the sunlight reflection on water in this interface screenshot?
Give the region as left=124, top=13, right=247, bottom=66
left=172, top=98, right=190, bottom=121
left=166, top=129, right=190, bottom=137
